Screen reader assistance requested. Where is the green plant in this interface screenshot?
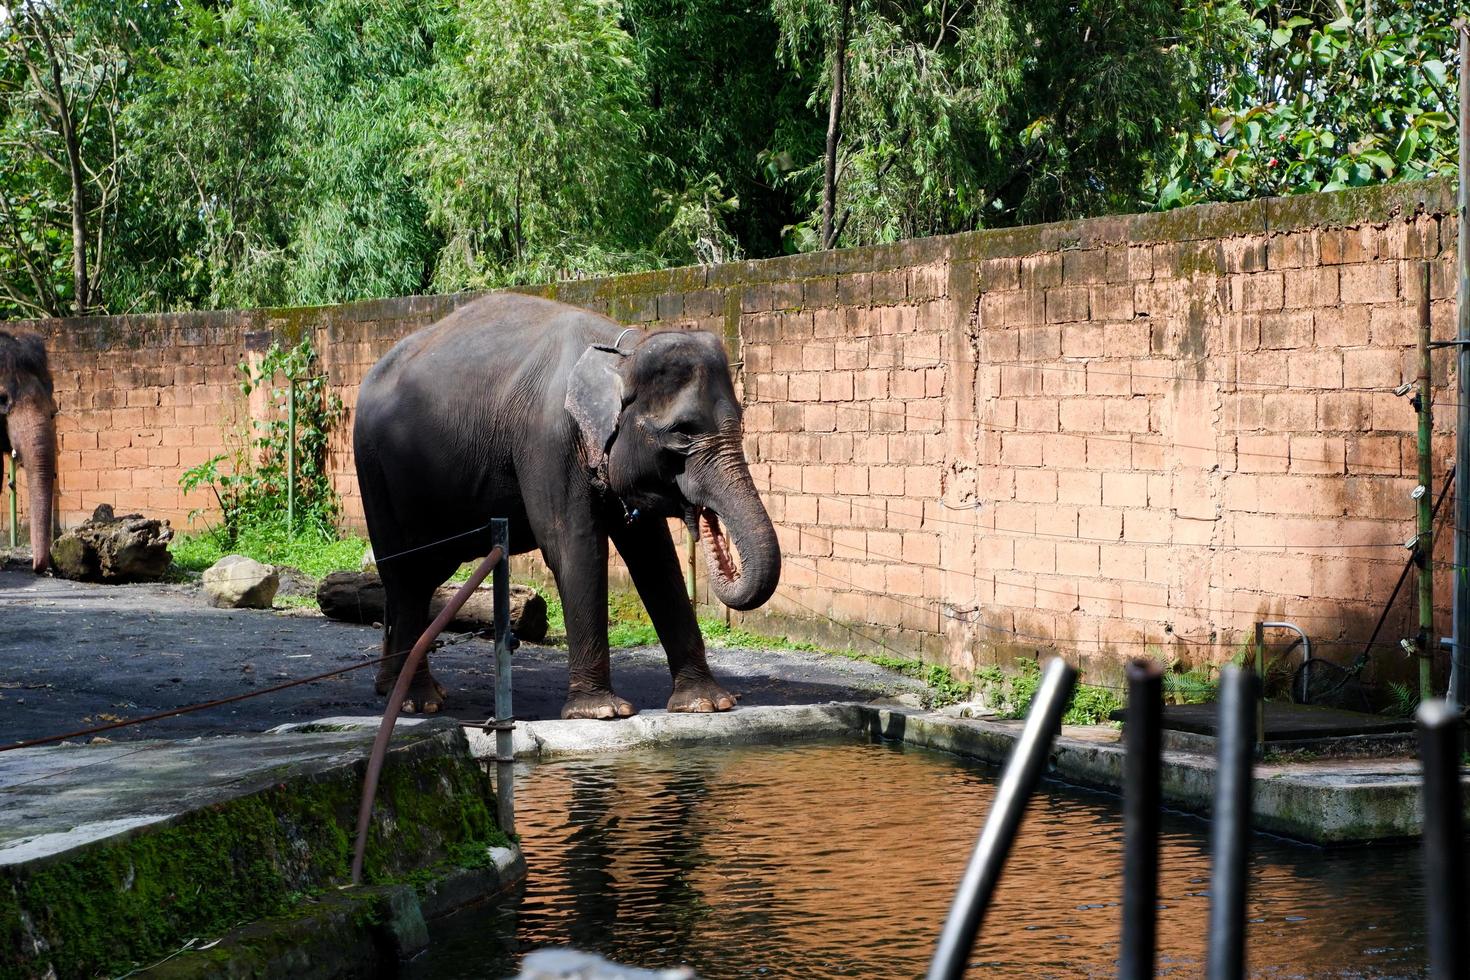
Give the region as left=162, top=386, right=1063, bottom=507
left=170, top=526, right=368, bottom=579
left=1151, top=0, right=1460, bottom=208
left=1384, top=681, right=1420, bottom=719
left=179, top=336, right=345, bottom=545
left=974, top=659, right=1123, bottom=726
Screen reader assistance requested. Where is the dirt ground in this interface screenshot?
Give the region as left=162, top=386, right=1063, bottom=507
left=0, top=564, right=925, bottom=746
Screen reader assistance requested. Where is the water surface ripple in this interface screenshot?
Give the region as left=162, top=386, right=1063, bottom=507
left=413, top=739, right=1425, bottom=979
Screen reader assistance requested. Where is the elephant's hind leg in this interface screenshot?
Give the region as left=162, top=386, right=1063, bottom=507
left=376, top=562, right=451, bottom=714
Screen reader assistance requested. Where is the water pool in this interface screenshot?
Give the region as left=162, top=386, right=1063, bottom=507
left=411, top=739, right=1426, bottom=978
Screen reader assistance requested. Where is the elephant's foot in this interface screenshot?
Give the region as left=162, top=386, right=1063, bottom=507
left=562, top=689, right=637, bottom=720
left=668, top=676, right=737, bottom=713
left=400, top=672, right=447, bottom=715
left=377, top=669, right=447, bottom=715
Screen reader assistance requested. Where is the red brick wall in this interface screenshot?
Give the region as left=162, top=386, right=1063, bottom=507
left=8, top=179, right=1458, bottom=685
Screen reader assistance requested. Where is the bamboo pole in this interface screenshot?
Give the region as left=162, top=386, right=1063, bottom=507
left=1419, top=262, right=1436, bottom=703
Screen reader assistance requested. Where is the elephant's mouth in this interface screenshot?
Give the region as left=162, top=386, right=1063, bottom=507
left=694, top=506, right=743, bottom=588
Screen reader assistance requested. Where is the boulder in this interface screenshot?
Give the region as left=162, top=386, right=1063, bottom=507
left=273, top=564, right=316, bottom=599
left=360, top=547, right=377, bottom=574
left=51, top=504, right=174, bottom=583
left=316, top=570, right=548, bottom=643
left=316, top=571, right=386, bottom=623
left=204, top=555, right=280, bottom=609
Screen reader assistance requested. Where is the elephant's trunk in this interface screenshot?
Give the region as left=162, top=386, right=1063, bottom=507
left=9, top=399, right=55, bottom=573
left=686, top=431, right=780, bottom=611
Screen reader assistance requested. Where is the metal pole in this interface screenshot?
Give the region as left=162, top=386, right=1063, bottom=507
left=1452, top=19, right=1470, bottom=710
left=286, top=377, right=297, bottom=533
left=1254, top=622, right=1266, bottom=754
left=491, top=518, right=515, bottom=836
left=351, top=543, right=506, bottom=884
left=1418, top=699, right=1468, bottom=980
left=1419, top=262, right=1436, bottom=704
left=1119, top=658, right=1163, bottom=980
left=1206, top=667, right=1260, bottom=980
left=927, top=657, right=1077, bottom=980
left=6, top=451, right=16, bottom=549
left=686, top=525, right=698, bottom=605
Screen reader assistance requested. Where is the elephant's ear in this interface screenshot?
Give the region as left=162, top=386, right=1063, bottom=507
left=565, top=345, right=630, bottom=478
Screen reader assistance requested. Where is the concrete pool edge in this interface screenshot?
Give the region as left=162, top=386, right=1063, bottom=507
left=493, top=702, right=1438, bottom=845
left=0, top=720, right=527, bottom=979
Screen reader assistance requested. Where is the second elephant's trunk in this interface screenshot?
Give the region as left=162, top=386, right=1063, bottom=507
left=8, top=400, right=55, bottom=573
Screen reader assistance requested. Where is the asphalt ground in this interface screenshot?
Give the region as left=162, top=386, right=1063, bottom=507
left=0, top=564, right=925, bottom=746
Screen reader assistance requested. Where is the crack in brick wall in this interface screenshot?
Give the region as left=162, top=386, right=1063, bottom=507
left=8, top=179, right=1460, bottom=684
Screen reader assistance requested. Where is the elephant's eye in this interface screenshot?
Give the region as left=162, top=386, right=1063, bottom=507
left=663, top=422, right=697, bottom=454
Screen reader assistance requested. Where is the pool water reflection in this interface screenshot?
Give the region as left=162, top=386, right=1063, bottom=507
left=411, top=739, right=1425, bottom=978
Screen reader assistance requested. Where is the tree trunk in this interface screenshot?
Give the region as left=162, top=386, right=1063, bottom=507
left=821, top=0, right=850, bottom=251
left=33, top=8, right=90, bottom=314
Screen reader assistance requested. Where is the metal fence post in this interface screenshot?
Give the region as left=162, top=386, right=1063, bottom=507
left=1418, top=700, right=1467, bottom=980
left=1206, top=666, right=1260, bottom=980
left=1119, top=659, right=1163, bottom=980
left=927, top=657, right=1077, bottom=980
left=1452, top=19, right=1470, bottom=710
left=1254, top=623, right=1266, bottom=755
left=491, top=518, right=516, bottom=836
left=1418, top=262, right=1435, bottom=704
left=286, top=376, right=297, bottom=532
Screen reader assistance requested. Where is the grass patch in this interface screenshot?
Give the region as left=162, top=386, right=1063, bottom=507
left=975, top=659, right=1123, bottom=726
left=170, top=521, right=368, bottom=580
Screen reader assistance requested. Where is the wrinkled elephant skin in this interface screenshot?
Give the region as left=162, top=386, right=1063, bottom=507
left=0, top=332, right=57, bottom=573
left=354, top=294, right=781, bottom=718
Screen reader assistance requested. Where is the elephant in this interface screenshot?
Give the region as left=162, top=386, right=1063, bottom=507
left=0, top=332, right=56, bottom=573
left=353, top=292, right=781, bottom=719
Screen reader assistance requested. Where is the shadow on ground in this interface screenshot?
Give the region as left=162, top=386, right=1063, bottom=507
left=0, top=568, right=925, bottom=744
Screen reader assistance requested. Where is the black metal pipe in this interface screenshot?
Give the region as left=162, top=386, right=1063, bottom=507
left=1119, top=658, right=1163, bottom=980
left=926, top=657, right=1077, bottom=980
left=1206, top=666, right=1259, bottom=980
left=1419, top=700, right=1468, bottom=980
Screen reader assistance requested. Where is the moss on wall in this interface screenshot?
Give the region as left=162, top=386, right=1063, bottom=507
left=0, top=728, right=505, bottom=980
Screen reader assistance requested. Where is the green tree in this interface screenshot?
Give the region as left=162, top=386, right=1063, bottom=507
left=771, top=0, right=1193, bottom=249
left=1149, top=0, right=1461, bottom=206
left=416, top=0, right=653, bottom=288
left=0, top=1, right=152, bottom=317
left=121, top=0, right=445, bottom=312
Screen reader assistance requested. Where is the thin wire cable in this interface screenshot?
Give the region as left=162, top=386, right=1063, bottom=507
left=777, top=553, right=1412, bottom=654
left=786, top=515, right=1446, bottom=624
left=753, top=335, right=1467, bottom=403
left=754, top=475, right=1419, bottom=549
left=753, top=396, right=1428, bottom=473
left=0, top=651, right=398, bottom=753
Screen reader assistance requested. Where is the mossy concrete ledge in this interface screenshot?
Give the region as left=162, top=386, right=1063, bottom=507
left=863, top=707, right=1451, bottom=845
left=0, top=719, right=521, bottom=980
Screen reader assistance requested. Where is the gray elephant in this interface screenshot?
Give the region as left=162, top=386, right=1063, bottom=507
left=353, top=293, right=781, bottom=718
left=0, top=332, right=56, bottom=573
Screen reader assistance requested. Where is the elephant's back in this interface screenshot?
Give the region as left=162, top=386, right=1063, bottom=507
left=363, top=294, right=619, bottom=397
left=354, top=292, right=615, bottom=456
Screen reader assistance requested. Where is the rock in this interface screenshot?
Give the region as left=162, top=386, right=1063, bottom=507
left=316, top=571, right=548, bottom=643
left=316, top=571, right=385, bottom=623
left=50, top=507, right=174, bottom=583
left=360, top=547, right=377, bottom=574
left=204, top=555, right=280, bottom=609
left=273, top=565, right=316, bottom=599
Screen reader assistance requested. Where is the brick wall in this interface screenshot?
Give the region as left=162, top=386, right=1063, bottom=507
left=8, top=179, right=1458, bottom=686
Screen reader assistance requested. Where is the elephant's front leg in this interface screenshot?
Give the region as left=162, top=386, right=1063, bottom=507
left=613, top=521, right=736, bottom=713
left=550, top=530, right=636, bottom=720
